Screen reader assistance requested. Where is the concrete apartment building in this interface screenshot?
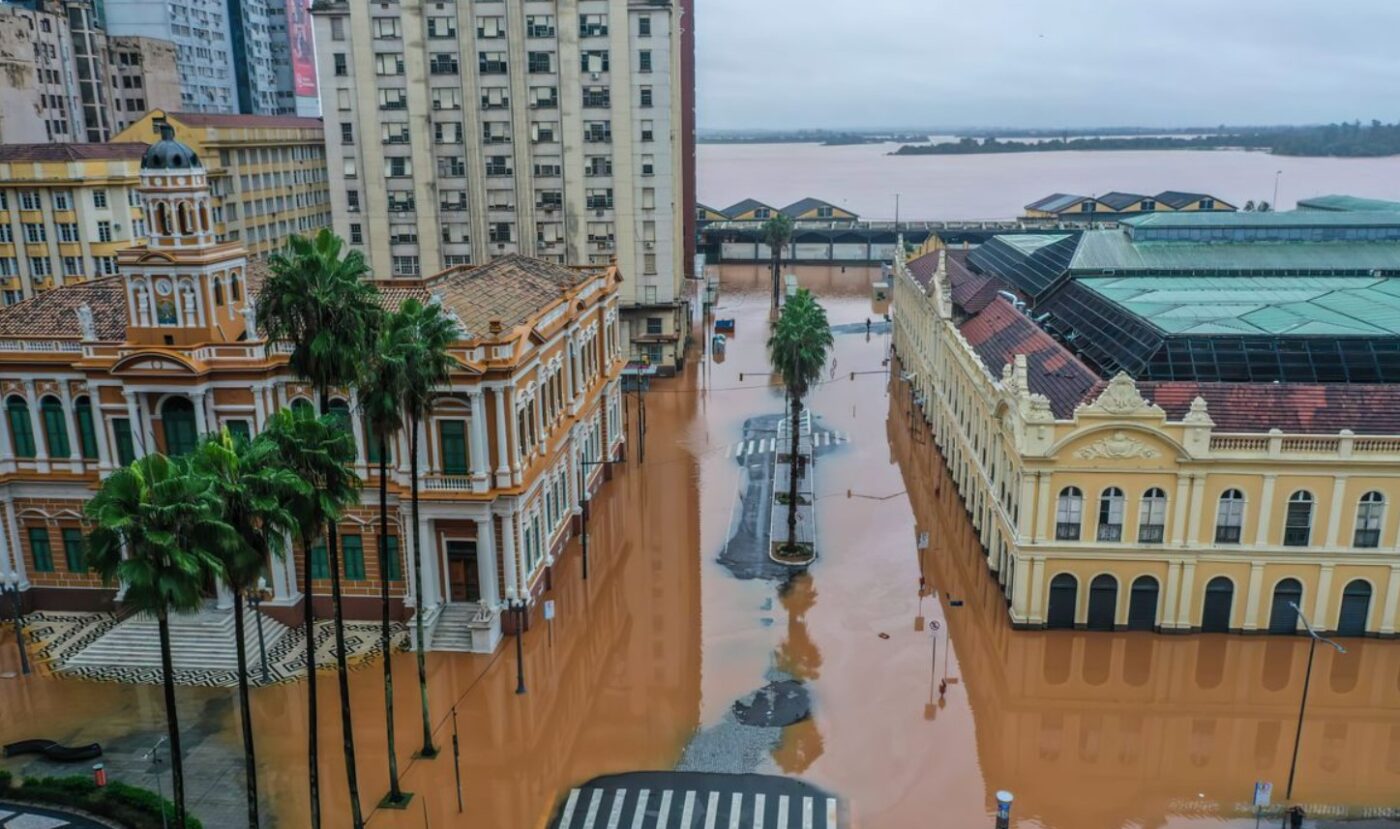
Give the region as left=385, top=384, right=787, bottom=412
left=102, top=0, right=237, bottom=113
left=311, top=0, right=696, bottom=372
left=0, top=0, right=115, bottom=143
left=106, top=36, right=182, bottom=133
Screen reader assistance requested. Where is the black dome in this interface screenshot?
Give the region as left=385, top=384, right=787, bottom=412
left=141, top=123, right=201, bottom=171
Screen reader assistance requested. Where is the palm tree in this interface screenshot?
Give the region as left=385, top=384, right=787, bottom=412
left=191, top=428, right=307, bottom=828
left=258, top=228, right=381, bottom=829
left=357, top=313, right=411, bottom=806
left=258, top=406, right=359, bottom=829
left=763, top=213, right=795, bottom=310
left=767, top=289, right=833, bottom=555
left=86, top=454, right=238, bottom=829
left=395, top=297, right=458, bottom=758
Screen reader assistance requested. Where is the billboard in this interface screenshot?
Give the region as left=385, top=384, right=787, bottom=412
left=286, top=0, right=317, bottom=97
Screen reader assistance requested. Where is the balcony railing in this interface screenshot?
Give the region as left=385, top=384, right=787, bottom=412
left=1214, top=525, right=1241, bottom=544
left=423, top=475, right=474, bottom=491
left=1137, top=524, right=1165, bottom=544
left=1283, top=527, right=1311, bottom=547
left=1096, top=524, right=1122, bottom=542
left=1055, top=523, right=1080, bottom=541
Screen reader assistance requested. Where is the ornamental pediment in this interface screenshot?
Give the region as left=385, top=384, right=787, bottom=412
left=112, top=351, right=199, bottom=375
left=1074, top=372, right=1165, bottom=419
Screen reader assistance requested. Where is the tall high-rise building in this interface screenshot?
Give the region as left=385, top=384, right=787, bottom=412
left=0, top=0, right=113, bottom=143
left=102, top=0, right=238, bottom=112
left=310, top=0, right=696, bottom=372
left=107, top=36, right=183, bottom=133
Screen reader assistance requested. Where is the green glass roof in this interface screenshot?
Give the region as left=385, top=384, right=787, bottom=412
left=999, top=233, right=1072, bottom=255
left=1075, top=275, right=1400, bottom=336
left=1296, top=195, right=1400, bottom=213
left=1121, top=211, right=1400, bottom=228
left=1070, top=228, right=1400, bottom=272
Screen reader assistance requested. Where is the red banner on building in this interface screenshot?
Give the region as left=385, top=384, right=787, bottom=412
left=286, top=0, right=317, bottom=97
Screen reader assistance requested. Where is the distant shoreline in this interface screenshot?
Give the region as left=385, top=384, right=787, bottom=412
left=892, top=124, right=1400, bottom=158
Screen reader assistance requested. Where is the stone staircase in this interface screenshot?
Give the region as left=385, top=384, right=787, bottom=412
left=66, top=606, right=290, bottom=672
left=428, top=603, right=499, bottom=653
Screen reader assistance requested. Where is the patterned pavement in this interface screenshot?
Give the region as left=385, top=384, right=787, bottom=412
left=0, top=803, right=110, bottom=828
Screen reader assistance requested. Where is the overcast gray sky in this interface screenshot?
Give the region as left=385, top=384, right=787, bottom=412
left=695, top=0, right=1400, bottom=130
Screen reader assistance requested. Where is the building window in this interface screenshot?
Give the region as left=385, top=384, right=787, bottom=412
left=342, top=534, right=366, bottom=580
left=28, top=527, right=53, bottom=572
left=1283, top=491, right=1313, bottom=546
left=638, top=15, right=651, bottom=36
left=371, top=17, right=401, bottom=38
left=40, top=396, right=70, bottom=458
left=427, top=16, right=456, bottom=38
left=639, top=86, right=653, bottom=108
left=433, top=87, right=462, bottom=110
left=638, top=49, right=652, bottom=73
left=526, top=15, right=554, bottom=37
left=62, top=528, right=86, bottom=572
left=333, top=53, right=348, bottom=76
left=640, top=119, right=654, bottom=142
left=7, top=397, right=34, bottom=458
left=52, top=189, right=71, bottom=210
left=1354, top=491, right=1385, bottom=548
left=1095, top=488, right=1125, bottom=541
left=349, top=223, right=363, bottom=244
left=391, top=256, right=419, bottom=276
left=23, top=224, right=46, bottom=243
left=489, top=223, right=512, bottom=243
left=1055, top=487, right=1082, bottom=541
left=112, top=417, right=135, bottom=466
left=375, top=53, right=405, bottom=75
left=526, top=51, right=551, bottom=73
left=430, top=53, right=459, bottom=75
left=92, top=190, right=108, bottom=209
left=309, top=540, right=329, bottom=579
left=74, top=396, right=98, bottom=459
left=340, top=122, right=353, bottom=144
left=1215, top=489, right=1245, bottom=543
left=19, top=191, right=40, bottom=210
left=438, top=420, right=468, bottom=474
left=646, top=317, right=662, bottom=335
left=379, top=88, right=407, bottom=110
left=579, top=13, right=607, bottom=36
left=330, top=17, right=344, bottom=40
left=97, top=221, right=112, bottom=242
left=1138, top=488, right=1167, bottom=543
left=581, top=50, right=608, bottom=73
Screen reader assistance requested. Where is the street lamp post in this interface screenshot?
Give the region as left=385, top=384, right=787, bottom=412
left=510, top=599, right=527, bottom=695
left=1284, top=601, right=1345, bottom=800
left=577, top=457, right=615, bottom=581
left=246, top=576, right=272, bottom=683
left=1272, top=170, right=1283, bottom=210
left=4, top=570, right=29, bottom=676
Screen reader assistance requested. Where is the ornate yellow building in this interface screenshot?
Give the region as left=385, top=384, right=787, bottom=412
left=893, top=223, right=1400, bottom=637
left=0, top=125, right=625, bottom=653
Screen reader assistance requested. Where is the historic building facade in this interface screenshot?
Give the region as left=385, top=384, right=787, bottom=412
left=892, top=231, right=1400, bottom=637
left=0, top=126, right=625, bottom=654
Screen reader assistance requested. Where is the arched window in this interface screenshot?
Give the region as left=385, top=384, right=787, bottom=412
left=229, top=272, right=242, bottom=301
left=1354, top=492, right=1385, bottom=548
left=1055, top=487, right=1083, bottom=541
left=177, top=201, right=193, bottom=235
left=73, top=396, right=98, bottom=460
left=1046, top=573, right=1078, bottom=629
left=213, top=279, right=225, bottom=306
left=1336, top=580, right=1372, bottom=637
left=1139, top=488, right=1167, bottom=543
left=1086, top=574, right=1118, bottom=631
left=5, top=396, right=35, bottom=458
left=1268, top=578, right=1304, bottom=634
left=155, top=202, right=171, bottom=235
left=290, top=398, right=313, bottom=416
left=1096, top=487, right=1125, bottom=542
left=1283, top=491, right=1314, bottom=547
left=40, top=396, right=69, bottom=458
left=1127, top=576, right=1159, bottom=631
left=160, top=397, right=197, bottom=456
left=1215, top=490, right=1245, bottom=543
left=1201, top=576, right=1234, bottom=633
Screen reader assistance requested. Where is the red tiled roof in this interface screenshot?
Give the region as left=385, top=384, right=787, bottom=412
left=0, top=143, right=148, bottom=163
left=947, top=248, right=1011, bottom=315
left=1140, top=382, right=1400, bottom=435
left=0, top=277, right=126, bottom=340
left=169, top=112, right=323, bottom=130
left=904, top=249, right=941, bottom=289
left=958, top=297, right=1101, bottom=417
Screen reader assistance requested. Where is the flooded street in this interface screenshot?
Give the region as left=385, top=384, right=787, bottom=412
left=2, top=265, right=1399, bottom=828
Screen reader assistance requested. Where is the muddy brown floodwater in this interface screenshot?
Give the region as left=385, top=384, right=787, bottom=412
left=1, top=264, right=1398, bottom=829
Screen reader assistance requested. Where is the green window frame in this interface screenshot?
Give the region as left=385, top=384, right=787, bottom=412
left=161, top=398, right=197, bottom=456
left=438, top=420, right=468, bottom=474
left=309, top=540, right=329, bottom=579
left=384, top=535, right=401, bottom=580
left=40, top=396, right=70, bottom=457
left=225, top=419, right=251, bottom=443
left=112, top=417, right=136, bottom=466
left=365, top=418, right=393, bottom=465
left=28, top=527, right=53, bottom=572
left=74, top=397, right=99, bottom=459
left=342, top=534, right=366, bottom=580
left=62, top=528, right=86, bottom=572
left=6, top=397, right=34, bottom=458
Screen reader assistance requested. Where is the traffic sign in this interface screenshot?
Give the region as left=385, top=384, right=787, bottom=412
left=1252, top=781, right=1272, bottom=808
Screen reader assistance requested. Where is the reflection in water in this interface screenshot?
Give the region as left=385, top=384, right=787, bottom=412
left=772, top=718, right=825, bottom=775
left=775, top=574, right=822, bottom=682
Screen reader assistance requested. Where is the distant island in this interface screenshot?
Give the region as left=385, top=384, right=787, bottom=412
left=700, top=129, right=930, bottom=145
left=893, top=121, right=1400, bottom=158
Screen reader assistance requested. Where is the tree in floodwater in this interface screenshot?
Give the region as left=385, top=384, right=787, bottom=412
left=767, top=289, right=832, bottom=557
left=763, top=213, right=794, bottom=311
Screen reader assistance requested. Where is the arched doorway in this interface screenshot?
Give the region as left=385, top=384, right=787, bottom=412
left=1046, top=574, right=1078, bottom=629
left=1336, top=580, right=1372, bottom=637
left=1087, top=574, right=1118, bottom=631
left=1127, top=576, right=1159, bottom=631
left=161, top=397, right=197, bottom=456
left=1268, top=578, right=1304, bottom=635
left=1201, top=577, right=1234, bottom=633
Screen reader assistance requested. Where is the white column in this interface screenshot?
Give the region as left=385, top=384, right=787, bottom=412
left=1176, top=561, right=1197, bottom=629
left=0, top=392, right=15, bottom=473
left=1324, top=477, right=1348, bottom=548
left=1185, top=475, right=1207, bottom=545
left=469, top=390, right=490, bottom=491
left=1162, top=560, right=1182, bottom=628
left=493, top=386, right=511, bottom=487
left=123, top=391, right=146, bottom=458
left=1313, top=563, right=1335, bottom=630
left=215, top=577, right=234, bottom=610
left=1254, top=474, right=1277, bottom=546
left=139, top=395, right=157, bottom=456
left=203, top=392, right=218, bottom=435
left=1029, top=557, right=1045, bottom=623
left=23, top=381, right=49, bottom=473
left=4, top=498, right=25, bottom=587
left=419, top=513, right=441, bottom=608
left=348, top=388, right=367, bottom=475
left=1379, top=564, right=1400, bottom=636
left=477, top=513, right=499, bottom=611
left=92, top=401, right=113, bottom=474
left=534, top=394, right=546, bottom=457
left=499, top=508, right=518, bottom=600
left=251, top=383, right=267, bottom=430
left=1034, top=473, right=1052, bottom=545
left=190, top=391, right=208, bottom=435
left=1011, top=554, right=1030, bottom=622
left=269, top=530, right=292, bottom=600
left=0, top=500, right=13, bottom=580
left=57, top=381, right=81, bottom=471
left=1243, top=562, right=1266, bottom=632
left=1170, top=473, right=1191, bottom=546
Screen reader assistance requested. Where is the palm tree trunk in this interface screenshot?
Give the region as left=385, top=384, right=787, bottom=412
left=788, top=394, right=801, bottom=549
left=233, top=591, right=260, bottom=828
left=771, top=248, right=780, bottom=310
left=156, top=611, right=187, bottom=828
left=302, top=530, right=320, bottom=829
left=379, top=440, right=403, bottom=803
left=410, top=414, right=435, bottom=757
left=320, top=390, right=363, bottom=828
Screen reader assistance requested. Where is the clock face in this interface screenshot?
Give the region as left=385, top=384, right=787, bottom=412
left=155, top=279, right=173, bottom=297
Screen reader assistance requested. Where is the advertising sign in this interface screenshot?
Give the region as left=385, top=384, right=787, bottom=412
left=286, top=0, right=317, bottom=97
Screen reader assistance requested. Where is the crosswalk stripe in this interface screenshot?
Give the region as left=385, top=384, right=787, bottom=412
left=728, top=793, right=743, bottom=829
left=803, top=796, right=813, bottom=829
left=631, top=791, right=650, bottom=829
left=826, top=798, right=838, bottom=828
left=753, top=794, right=765, bottom=829
left=657, top=790, right=673, bottom=829
left=746, top=440, right=755, bottom=455
left=680, top=791, right=696, bottom=828
left=777, top=795, right=789, bottom=828
left=734, top=442, right=743, bottom=458
left=606, top=788, right=627, bottom=829
left=704, top=791, right=720, bottom=829
left=582, top=788, right=603, bottom=829
left=560, top=789, right=582, bottom=829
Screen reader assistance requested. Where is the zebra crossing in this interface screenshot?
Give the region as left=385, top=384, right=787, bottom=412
left=552, top=782, right=839, bottom=829
left=730, top=431, right=847, bottom=459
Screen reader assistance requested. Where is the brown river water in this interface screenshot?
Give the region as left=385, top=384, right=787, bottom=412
left=698, top=142, right=1400, bottom=220
left=1, top=266, right=1398, bottom=828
